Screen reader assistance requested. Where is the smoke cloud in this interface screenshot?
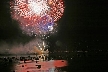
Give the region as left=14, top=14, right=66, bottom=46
left=0, top=38, right=47, bottom=54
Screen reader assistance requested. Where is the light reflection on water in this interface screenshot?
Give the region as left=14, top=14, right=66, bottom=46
left=0, top=54, right=68, bottom=72
left=13, top=60, right=68, bottom=72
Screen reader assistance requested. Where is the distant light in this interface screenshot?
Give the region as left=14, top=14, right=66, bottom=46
left=85, top=51, right=88, bottom=52
left=40, top=48, right=42, bottom=50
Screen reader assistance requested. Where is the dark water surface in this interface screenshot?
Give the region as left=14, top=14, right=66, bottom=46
left=0, top=51, right=108, bottom=72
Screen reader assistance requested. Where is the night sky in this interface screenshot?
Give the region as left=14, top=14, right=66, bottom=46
left=0, top=0, right=108, bottom=51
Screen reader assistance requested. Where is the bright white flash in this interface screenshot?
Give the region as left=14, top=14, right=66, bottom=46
left=28, top=0, right=50, bottom=16
left=48, top=25, right=53, bottom=31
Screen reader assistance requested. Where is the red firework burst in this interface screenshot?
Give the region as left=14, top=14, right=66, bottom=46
left=48, top=0, right=65, bottom=21
left=10, top=0, right=65, bottom=35
left=10, top=0, right=64, bottom=22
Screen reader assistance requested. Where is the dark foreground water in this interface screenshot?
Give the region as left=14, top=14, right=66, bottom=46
left=0, top=51, right=108, bottom=72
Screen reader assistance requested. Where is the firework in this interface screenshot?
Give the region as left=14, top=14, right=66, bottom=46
left=47, top=0, right=65, bottom=21
left=20, top=15, right=58, bottom=36
left=10, top=0, right=65, bottom=35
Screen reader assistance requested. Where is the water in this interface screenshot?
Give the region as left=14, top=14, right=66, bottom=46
left=0, top=51, right=108, bottom=72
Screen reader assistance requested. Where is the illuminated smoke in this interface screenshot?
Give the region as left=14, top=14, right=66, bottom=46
left=0, top=38, right=48, bottom=54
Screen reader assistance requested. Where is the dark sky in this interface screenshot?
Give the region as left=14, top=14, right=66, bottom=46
left=57, top=0, right=108, bottom=50
left=0, top=0, right=108, bottom=50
